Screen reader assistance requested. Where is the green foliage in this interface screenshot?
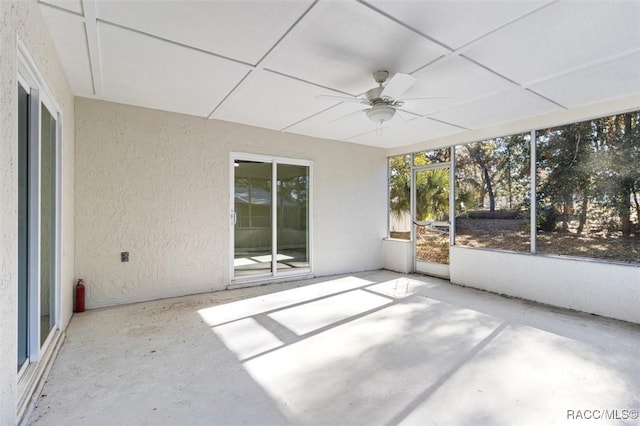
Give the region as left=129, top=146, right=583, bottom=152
left=415, top=168, right=449, bottom=221
left=537, top=111, right=640, bottom=236
left=389, top=155, right=411, bottom=220
left=388, top=153, right=450, bottom=222
left=389, top=111, right=640, bottom=243
left=455, top=134, right=530, bottom=214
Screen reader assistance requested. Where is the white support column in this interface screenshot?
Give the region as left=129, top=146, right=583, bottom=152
left=450, top=146, right=456, bottom=247
left=271, top=162, right=278, bottom=276
left=530, top=130, right=537, bottom=254
left=409, top=154, right=416, bottom=272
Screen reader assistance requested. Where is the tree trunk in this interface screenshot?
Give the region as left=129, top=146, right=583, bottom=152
left=577, top=191, right=589, bottom=235
left=507, top=164, right=513, bottom=210
left=561, top=195, right=572, bottom=231
left=633, top=190, right=640, bottom=233
left=620, top=114, right=633, bottom=237
left=473, top=150, right=495, bottom=212
left=624, top=113, right=632, bottom=135
left=621, top=180, right=632, bottom=237
left=484, top=166, right=496, bottom=212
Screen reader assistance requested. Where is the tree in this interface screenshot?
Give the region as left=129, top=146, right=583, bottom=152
left=536, top=111, right=640, bottom=237
left=389, top=153, right=450, bottom=223
left=467, top=143, right=496, bottom=212
left=389, top=155, right=411, bottom=221
left=415, top=168, right=449, bottom=221
left=456, top=136, right=530, bottom=215
left=537, top=122, right=593, bottom=233
left=497, top=134, right=530, bottom=210
left=598, top=112, right=640, bottom=237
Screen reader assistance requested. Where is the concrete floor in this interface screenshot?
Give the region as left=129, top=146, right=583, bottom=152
left=29, top=271, right=640, bottom=425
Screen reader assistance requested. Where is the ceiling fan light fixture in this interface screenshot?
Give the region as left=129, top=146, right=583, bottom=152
left=366, top=104, right=396, bottom=123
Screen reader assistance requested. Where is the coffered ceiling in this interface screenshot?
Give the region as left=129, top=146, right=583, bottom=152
left=39, top=0, right=640, bottom=149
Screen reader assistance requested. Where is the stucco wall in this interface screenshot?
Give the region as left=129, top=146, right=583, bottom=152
left=450, top=246, right=640, bottom=323
left=0, top=0, right=75, bottom=423
left=75, top=98, right=386, bottom=309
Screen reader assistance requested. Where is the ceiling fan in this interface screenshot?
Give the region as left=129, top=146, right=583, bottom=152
left=319, top=70, right=435, bottom=125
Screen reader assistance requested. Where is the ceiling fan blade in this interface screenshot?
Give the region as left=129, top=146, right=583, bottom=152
left=396, top=108, right=422, bottom=119
left=317, top=95, right=369, bottom=104
left=399, top=97, right=455, bottom=116
left=394, top=109, right=414, bottom=122
left=399, top=96, right=454, bottom=101
left=381, top=72, right=417, bottom=99
left=328, top=108, right=368, bottom=124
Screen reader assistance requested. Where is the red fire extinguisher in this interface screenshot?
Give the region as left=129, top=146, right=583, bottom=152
left=75, top=279, right=85, bottom=313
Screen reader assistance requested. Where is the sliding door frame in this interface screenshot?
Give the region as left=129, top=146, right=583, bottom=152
left=17, top=38, right=63, bottom=370
left=229, top=152, right=313, bottom=285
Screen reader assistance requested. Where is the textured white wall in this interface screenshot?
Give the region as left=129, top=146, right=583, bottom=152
left=75, top=98, right=387, bottom=309
left=0, top=0, right=75, bottom=423
left=450, top=246, right=640, bottom=323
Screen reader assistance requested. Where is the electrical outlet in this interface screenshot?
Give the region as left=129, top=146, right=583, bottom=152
left=121, top=251, right=129, bottom=262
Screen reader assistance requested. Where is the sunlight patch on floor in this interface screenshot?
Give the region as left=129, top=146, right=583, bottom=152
left=212, top=317, right=284, bottom=360
left=198, top=276, right=374, bottom=327
left=241, top=300, right=503, bottom=425
left=268, top=289, right=391, bottom=335
left=365, top=277, right=434, bottom=298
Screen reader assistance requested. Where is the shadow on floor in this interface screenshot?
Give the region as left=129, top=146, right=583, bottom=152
left=30, top=270, right=640, bottom=425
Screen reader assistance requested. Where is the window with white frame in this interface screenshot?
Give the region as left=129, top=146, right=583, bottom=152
left=387, top=110, right=639, bottom=265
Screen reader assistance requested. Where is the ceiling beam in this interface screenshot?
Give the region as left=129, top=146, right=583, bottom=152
left=82, top=0, right=102, bottom=96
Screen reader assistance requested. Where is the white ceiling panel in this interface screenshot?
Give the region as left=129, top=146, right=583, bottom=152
left=431, top=89, right=559, bottom=130
left=95, top=0, right=314, bottom=65
left=401, top=55, right=514, bottom=115
left=286, top=102, right=380, bottom=141
left=366, top=0, right=551, bottom=50
left=212, top=70, right=349, bottom=131
left=40, top=6, right=94, bottom=96
left=39, top=1, right=640, bottom=150
left=348, top=116, right=462, bottom=148
left=529, top=52, right=640, bottom=109
left=40, top=0, right=83, bottom=15
left=98, top=23, right=252, bottom=117
left=463, top=0, right=640, bottom=85
left=264, top=0, right=449, bottom=95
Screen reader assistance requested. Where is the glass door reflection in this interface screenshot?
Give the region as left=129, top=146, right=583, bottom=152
left=234, top=160, right=273, bottom=277
left=277, top=164, right=309, bottom=271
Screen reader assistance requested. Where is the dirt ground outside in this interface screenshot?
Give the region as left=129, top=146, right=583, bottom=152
left=416, top=232, right=449, bottom=264
left=391, top=225, right=639, bottom=264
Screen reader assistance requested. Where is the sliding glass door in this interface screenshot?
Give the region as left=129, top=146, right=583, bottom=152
left=233, top=160, right=273, bottom=276
left=17, top=71, right=60, bottom=371
left=232, top=155, right=311, bottom=281
left=17, top=83, right=30, bottom=371
left=40, top=103, right=57, bottom=346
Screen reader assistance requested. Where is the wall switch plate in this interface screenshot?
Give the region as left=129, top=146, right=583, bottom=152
left=121, top=252, right=129, bottom=262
